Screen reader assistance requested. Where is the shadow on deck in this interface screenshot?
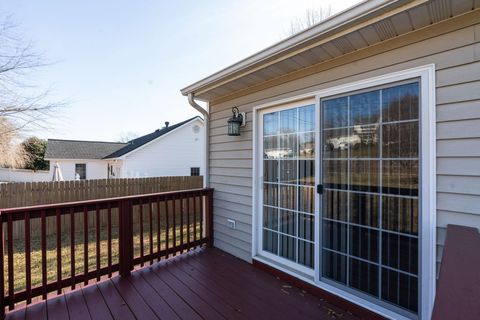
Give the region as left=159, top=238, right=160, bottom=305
left=5, top=248, right=359, bottom=320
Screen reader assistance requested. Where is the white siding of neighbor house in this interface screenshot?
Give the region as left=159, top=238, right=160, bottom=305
left=207, top=16, right=480, bottom=271
left=122, top=119, right=205, bottom=178
left=49, top=160, right=109, bottom=181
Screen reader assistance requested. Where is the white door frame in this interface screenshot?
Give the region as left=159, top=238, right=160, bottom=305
left=254, top=98, right=316, bottom=277
left=252, top=64, right=436, bottom=320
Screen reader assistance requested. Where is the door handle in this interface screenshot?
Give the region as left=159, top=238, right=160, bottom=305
left=316, top=184, right=323, bottom=194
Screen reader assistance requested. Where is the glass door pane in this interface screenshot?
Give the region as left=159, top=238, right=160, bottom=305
left=320, top=82, right=420, bottom=315
left=262, top=104, right=315, bottom=268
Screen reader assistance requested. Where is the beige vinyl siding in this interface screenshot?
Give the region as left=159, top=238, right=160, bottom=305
left=208, top=14, right=480, bottom=266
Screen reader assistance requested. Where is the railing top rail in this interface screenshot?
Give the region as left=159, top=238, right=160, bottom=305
left=0, top=187, right=213, bottom=214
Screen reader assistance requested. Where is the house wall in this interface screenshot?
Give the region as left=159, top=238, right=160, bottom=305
left=122, top=119, right=205, bottom=178
left=48, top=160, right=109, bottom=180
left=207, top=12, right=480, bottom=270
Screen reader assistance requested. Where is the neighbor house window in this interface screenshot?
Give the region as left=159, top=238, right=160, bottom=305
left=75, top=163, right=86, bottom=180
left=320, top=81, right=420, bottom=314
left=190, top=167, right=200, bottom=176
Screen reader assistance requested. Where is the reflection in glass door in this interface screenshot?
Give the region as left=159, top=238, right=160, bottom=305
left=320, top=82, right=420, bottom=315
left=262, top=104, right=315, bottom=268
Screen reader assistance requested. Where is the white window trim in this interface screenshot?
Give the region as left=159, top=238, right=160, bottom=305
left=252, top=64, right=436, bottom=320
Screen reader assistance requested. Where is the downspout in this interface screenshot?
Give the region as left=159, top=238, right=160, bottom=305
left=188, top=93, right=209, bottom=188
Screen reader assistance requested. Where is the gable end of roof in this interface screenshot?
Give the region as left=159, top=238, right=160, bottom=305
left=103, top=116, right=202, bottom=158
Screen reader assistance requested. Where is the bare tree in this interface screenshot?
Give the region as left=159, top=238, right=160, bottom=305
left=0, top=17, right=62, bottom=130
left=0, top=117, right=27, bottom=168
left=284, top=6, right=332, bottom=37
left=0, top=16, right=62, bottom=167
left=117, top=131, right=139, bottom=143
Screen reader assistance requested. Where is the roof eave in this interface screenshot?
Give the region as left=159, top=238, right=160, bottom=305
left=180, top=0, right=416, bottom=97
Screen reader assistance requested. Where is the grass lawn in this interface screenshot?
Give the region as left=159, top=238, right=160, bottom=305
left=4, top=221, right=200, bottom=294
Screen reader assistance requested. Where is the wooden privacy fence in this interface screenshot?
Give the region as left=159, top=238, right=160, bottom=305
left=0, top=176, right=203, bottom=240
left=0, top=176, right=203, bottom=208
left=0, top=188, right=214, bottom=315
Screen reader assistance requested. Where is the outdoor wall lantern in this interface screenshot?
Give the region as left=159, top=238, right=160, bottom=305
left=227, top=107, right=246, bottom=136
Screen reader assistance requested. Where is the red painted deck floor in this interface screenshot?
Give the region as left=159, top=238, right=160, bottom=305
left=5, top=248, right=359, bottom=320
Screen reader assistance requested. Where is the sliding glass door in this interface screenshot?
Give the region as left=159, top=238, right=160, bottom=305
left=320, top=81, right=420, bottom=316
left=261, top=103, right=316, bottom=270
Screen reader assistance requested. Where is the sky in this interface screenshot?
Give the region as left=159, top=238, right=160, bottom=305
left=0, top=0, right=361, bottom=142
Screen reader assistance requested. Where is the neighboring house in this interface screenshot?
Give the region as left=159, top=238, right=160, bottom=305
left=181, top=1, right=480, bottom=319
left=45, top=140, right=127, bottom=180
left=45, top=117, right=204, bottom=180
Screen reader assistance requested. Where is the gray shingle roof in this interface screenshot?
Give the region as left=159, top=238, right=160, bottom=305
left=45, top=140, right=127, bottom=160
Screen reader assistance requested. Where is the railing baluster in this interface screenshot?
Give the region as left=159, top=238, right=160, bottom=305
left=25, top=213, right=31, bottom=304
left=56, top=208, right=62, bottom=294
left=172, top=195, right=177, bottom=253
left=95, top=204, right=100, bottom=281
left=187, top=195, right=191, bottom=250
left=0, top=217, right=4, bottom=318
left=165, top=198, right=169, bottom=259
left=41, top=209, right=47, bottom=300
left=70, top=207, right=75, bottom=290
left=156, top=197, right=161, bottom=262
left=200, top=194, right=204, bottom=244
left=107, top=203, right=112, bottom=278
left=207, top=189, right=214, bottom=247
left=139, top=198, right=144, bottom=267
left=180, top=197, right=184, bottom=252
left=83, top=206, right=88, bottom=286
left=193, top=195, right=197, bottom=244
left=149, top=198, right=153, bottom=265
left=7, top=214, right=14, bottom=310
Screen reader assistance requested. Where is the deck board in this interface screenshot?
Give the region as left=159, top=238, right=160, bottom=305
left=46, top=295, right=69, bottom=319
left=25, top=301, right=47, bottom=320
left=206, top=248, right=343, bottom=319
left=182, top=250, right=302, bottom=319
left=191, top=250, right=326, bottom=319
left=6, top=247, right=361, bottom=320
left=171, top=253, right=274, bottom=318
left=111, top=276, right=159, bottom=320
left=4, top=307, right=25, bottom=320
left=64, top=284, right=92, bottom=320
left=163, top=259, right=248, bottom=320
left=127, top=272, right=181, bottom=320
left=97, top=280, right=135, bottom=320
left=170, top=254, right=267, bottom=319
left=149, top=263, right=225, bottom=320
left=137, top=267, right=202, bottom=320
left=81, top=285, right=113, bottom=320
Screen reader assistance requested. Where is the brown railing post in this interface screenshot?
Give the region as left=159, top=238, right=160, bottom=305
left=0, top=215, right=5, bottom=319
left=119, top=200, right=133, bottom=277
left=206, top=189, right=214, bottom=247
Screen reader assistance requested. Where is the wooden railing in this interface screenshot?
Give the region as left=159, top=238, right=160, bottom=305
left=432, top=224, right=480, bottom=320
left=0, top=188, right=214, bottom=316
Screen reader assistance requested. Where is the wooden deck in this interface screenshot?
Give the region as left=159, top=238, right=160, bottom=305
left=5, top=248, right=359, bottom=320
